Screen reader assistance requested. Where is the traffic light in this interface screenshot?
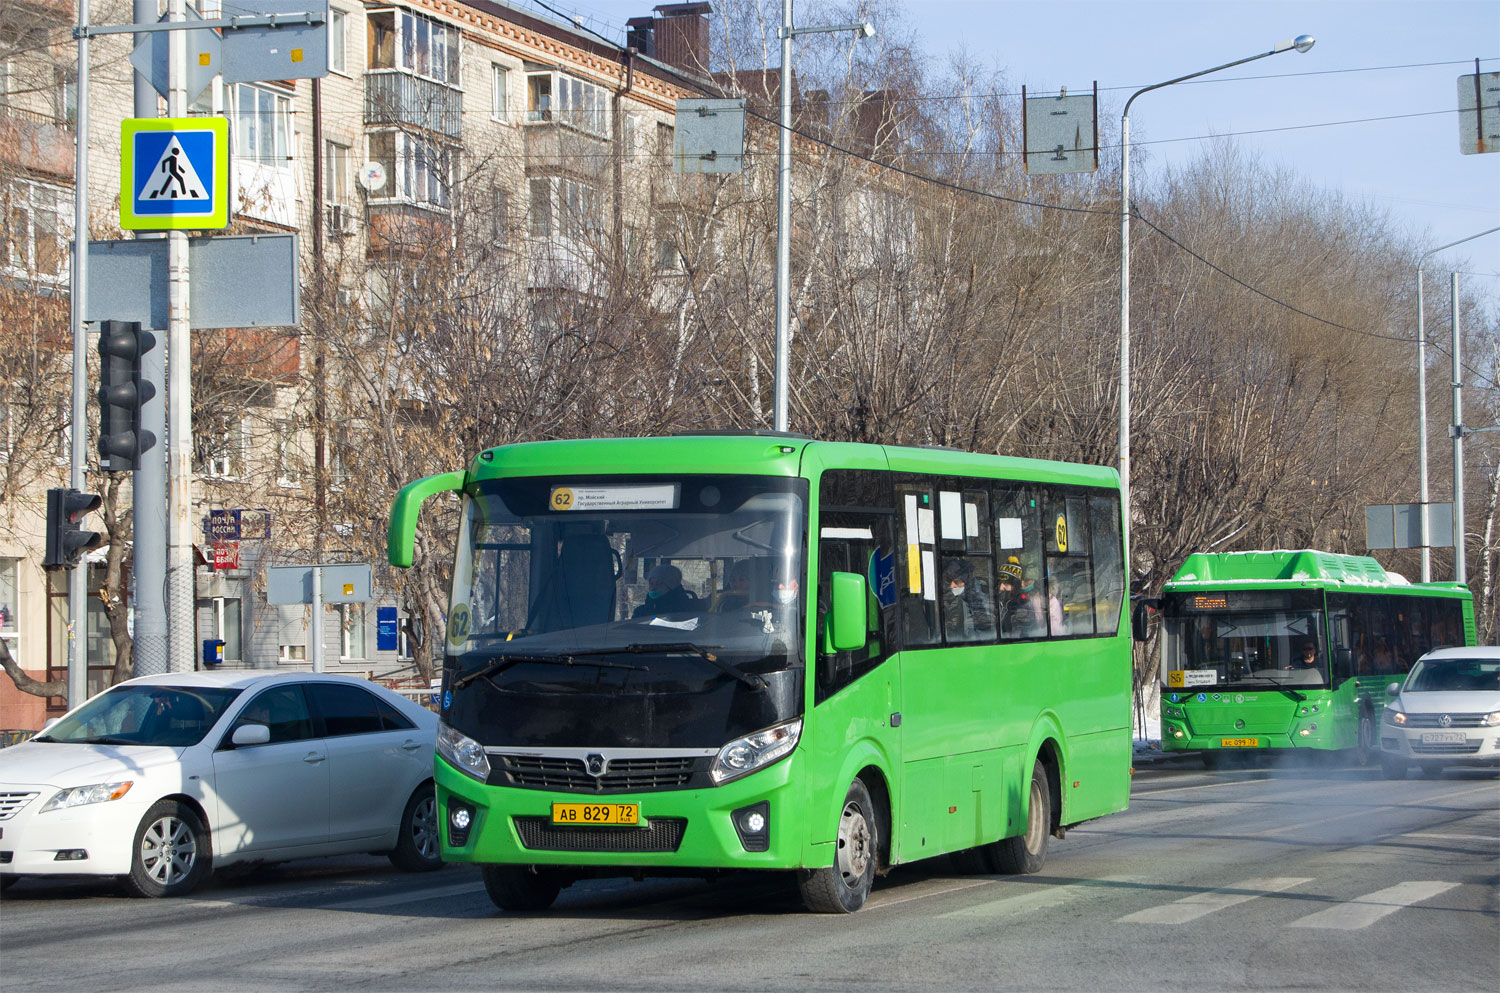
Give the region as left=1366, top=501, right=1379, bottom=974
left=43, top=487, right=104, bottom=571
left=96, top=320, right=156, bottom=472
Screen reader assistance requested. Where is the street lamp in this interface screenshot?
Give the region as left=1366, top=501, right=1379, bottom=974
left=774, top=0, right=875, bottom=432
left=1118, top=34, right=1314, bottom=568
left=1415, top=226, right=1499, bottom=581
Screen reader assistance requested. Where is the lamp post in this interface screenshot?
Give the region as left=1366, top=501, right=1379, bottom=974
left=1415, top=226, right=1499, bottom=581
left=1118, top=34, right=1314, bottom=570
left=774, top=0, right=874, bottom=432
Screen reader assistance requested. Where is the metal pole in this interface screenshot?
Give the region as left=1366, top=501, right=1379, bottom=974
left=132, top=0, right=168, bottom=677
left=1451, top=272, right=1465, bottom=585
left=166, top=0, right=195, bottom=670
left=1416, top=227, right=1499, bottom=583
left=67, top=0, right=92, bottom=710
left=1115, top=36, right=1312, bottom=583
left=311, top=566, right=324, bottom=673
left=773, top=0, right=792, bottom=433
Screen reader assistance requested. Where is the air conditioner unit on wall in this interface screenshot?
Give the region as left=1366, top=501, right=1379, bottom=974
left=326, top=203, right=358, bottom=236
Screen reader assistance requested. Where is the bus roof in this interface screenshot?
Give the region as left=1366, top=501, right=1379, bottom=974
left=1164, top=549, right=1470, bottom=597
left=465, top=435, right=1120, bottom=488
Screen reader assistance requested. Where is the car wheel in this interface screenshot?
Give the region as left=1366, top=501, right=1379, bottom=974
left=123, top=800, right=211, bottom=898
left=388, top=783, right=443, bottom=873
left=992, top=758, right=1052, bottom=875
left=0, top=874, right=18, bottom=893
left=1379, top=755, right=1408, bottom=780
left=798, top=778, right=881, bottom=913
left=482, top=865, right=563, bottom=912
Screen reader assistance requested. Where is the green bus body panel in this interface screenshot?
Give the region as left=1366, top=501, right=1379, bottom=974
left=1159, top=550, right=1474, bottom=755
left=408, top=436, right=1130, bottom=875
left=387, top=471, right=466, bottom=567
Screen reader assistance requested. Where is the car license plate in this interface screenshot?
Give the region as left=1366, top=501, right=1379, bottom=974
left=1220, top=737, right=1259, bottom=748
left=551, top=802, right=639, bottom=826
left=1420, top=731, right=1466, bottom=745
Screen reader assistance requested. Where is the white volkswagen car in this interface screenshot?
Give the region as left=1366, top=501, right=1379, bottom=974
left=0, top=671, right=440, bottom=896
left=1380, top=647, right=1500, bottom=779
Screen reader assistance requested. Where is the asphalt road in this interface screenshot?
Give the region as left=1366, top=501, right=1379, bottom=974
left=3, top=759, right=1496, bottom=993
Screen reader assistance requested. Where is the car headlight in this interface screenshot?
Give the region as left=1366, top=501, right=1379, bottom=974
left=40, top=781, right=133, bottom=813
left=710, top=718, right=802, bottom=784
left=1383, top=708, right=1407, bottom=726
left=436, top=721, right=491, bottom=781
left=1481, top=710, right=1500, bottom=727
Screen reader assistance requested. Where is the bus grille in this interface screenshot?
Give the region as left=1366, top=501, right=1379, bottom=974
left=1410, top=740, right=1483, bottom=755
left=513, top=816, right=687, bottom=853
left=499, top=755, right=697, bottom=793
left=1403, top=714, right=1487, bottom=728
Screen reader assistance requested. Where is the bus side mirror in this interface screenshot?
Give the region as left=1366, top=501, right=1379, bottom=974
left=388, top=471, right=466, bottom=568
left=1131, top=597, right=1159, bottom=643
left=827, top=572, right=870, bottom=653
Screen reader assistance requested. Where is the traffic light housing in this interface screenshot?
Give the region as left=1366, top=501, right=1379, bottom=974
left=97, top=320, right=156, bottom=472
left=43, top=488, right=104, bottom=571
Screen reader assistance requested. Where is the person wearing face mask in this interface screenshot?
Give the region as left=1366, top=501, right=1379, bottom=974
left=632, top=563, right=697, bottom=618
left=943, top=560, right=993, bottom=640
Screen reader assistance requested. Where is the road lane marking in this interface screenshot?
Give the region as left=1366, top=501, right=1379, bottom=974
left=1288, top=881, right=1459, bottom=930
left=1399, top=832, right=1498, bottom=842
left=1133, top=778, right=1288, bottom=797
left=320, top=881, right=487, bottom=911
left=939, top=875, right=1146, bottom=918
left=1115, top=877, right=1313, bottom=925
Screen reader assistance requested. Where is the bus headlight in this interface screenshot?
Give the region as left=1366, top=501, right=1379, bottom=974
left=710, top=719, right=802, bottom=784
left=436, top=721, right=491, bottom=781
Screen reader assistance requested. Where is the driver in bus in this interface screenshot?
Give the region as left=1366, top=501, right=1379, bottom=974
left=633, top=564, right=697, bottom=618
left=1286, top=641, right=1320, bottom=670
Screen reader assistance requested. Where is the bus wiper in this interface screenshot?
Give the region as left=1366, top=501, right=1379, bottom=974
left=572, top=643, right=768, bottom=690
left=454, top=653, right=649, bottom=689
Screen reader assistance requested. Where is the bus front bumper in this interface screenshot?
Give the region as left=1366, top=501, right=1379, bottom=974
left=434, top=755, right=809, bottom=871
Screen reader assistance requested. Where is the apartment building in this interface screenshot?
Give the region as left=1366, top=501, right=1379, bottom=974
left=0, top=0, right=725, bottom=728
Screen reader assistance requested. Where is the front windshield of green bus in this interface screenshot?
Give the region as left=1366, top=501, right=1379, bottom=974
left=444, top=473, right=807, bottom=749
left=1161, top=590, right=1328, bottom=690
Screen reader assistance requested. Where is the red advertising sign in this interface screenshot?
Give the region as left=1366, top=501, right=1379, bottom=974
left=212, top=541, right=240, bottom=571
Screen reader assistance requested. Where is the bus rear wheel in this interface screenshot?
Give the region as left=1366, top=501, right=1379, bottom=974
left=992, top=759, right=1051, bottom=875
left=482, top=865, right=563, bottom=912
left=798, top=778, right=879, bottom=913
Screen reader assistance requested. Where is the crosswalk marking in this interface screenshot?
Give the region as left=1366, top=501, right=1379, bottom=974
left=1288, top=881, right=1459, bottom=930
left=941, top=875, right=1146, bottom=918
left=1116, top=876, right=1312, bottom=925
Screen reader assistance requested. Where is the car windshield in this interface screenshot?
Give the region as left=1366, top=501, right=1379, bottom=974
left=1405, top=657, right=1500, bottom=693
left=38, top=685, right=243, bottom=747
left=1161, top=590, right=1328, bottom=689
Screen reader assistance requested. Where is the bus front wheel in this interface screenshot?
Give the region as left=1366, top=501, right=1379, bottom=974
left=482, top=865, right=563, bottom=912
left=798, top=778, right=880, bottom=913
left=992, top=759, right=1051, bottom=875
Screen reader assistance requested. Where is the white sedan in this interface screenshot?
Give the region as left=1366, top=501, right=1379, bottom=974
left=0, top=671, right=441, bottom=896
left=1380, top=647, right=1500, bottom=779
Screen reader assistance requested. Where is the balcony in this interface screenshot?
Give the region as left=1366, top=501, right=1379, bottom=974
left=364, top=72, right=462, bottom=139
left=0, top=106, right=74, bottom=180
left=522, top=120, right=610, bottom=183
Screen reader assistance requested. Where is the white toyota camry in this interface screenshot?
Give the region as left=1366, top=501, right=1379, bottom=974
left=0, top=671, right=440, bottom=896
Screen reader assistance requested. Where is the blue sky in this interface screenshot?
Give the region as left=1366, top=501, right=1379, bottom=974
left=545, top=0, right=1498, bottom=308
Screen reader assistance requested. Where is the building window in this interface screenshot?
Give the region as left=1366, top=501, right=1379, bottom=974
left=52, top=66, right=77, bottom=127
left=274, top=419, right=302, bottom=487
left=528, top=177, right=600, bottom=240
left=324, top=139, right=351, bottom=206
left=491, top=64, right=508, bottom=122
left=3, top=180, right=71, bottom=284
left=367, top=131, right=451, bottom=209
left=231, top=84, right=292, bottom=166
left=525, top=71, right=608, bottom=136
left=1, top=558, right=18, bottom=657
left=528, top=177, right=551, bottom=237
left=279, top=643, right=307, bottom=662
left=329, top=8, right=348, bottom=74
left=364, top=9, right=459, bottom=84
left=339, top=603, right=366, bottom=660
left=199, top=418, right=246, bottom=479
left=204, top=596, right=241, bottom=662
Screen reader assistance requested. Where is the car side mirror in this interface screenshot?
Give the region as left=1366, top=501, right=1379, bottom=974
left=42, top=717, right=59, bottom=731
left=1385, top=681, right=1402, bottom=697
left=231, top=723, right=271, bottom=747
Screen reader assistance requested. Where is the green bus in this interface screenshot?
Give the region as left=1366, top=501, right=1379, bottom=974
left=388, top=434, right=1132, bottom=913
left=1153, top=550, right=1474, bottom=767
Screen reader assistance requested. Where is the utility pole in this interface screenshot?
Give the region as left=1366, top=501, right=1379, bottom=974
left=67, top=0, right=92, bottom=709
left=165, top=0, right=195, bottom=671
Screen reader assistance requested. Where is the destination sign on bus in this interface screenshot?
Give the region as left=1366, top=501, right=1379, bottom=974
left=1167, top=669, right=1218, bottom=688
left=549, top=484, right=679, bottom=511
left=1192, top=595, right=1228, bottom=610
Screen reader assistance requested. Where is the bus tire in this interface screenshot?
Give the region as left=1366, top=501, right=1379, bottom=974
left=482, top=865, right=562, bottom=912
left=992, top=759, right=1051, bottom=875
left=1200, top=751, right=1222, bottom=771
left=798, top=778, right=879, bottom=913
left=1379, top=755, right=1408, bottom=780
left=1356, top=709, right=1378, bottom=766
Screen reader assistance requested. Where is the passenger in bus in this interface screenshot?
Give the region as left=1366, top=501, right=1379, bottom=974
left=632, top=564, right=697, bottom=618
left=999, top=556, right=1043, bottom=635
left=1371, top=637, right=1395, bottom=673
left=943, top=560, right=993, bottom=638
left=717, top=559, right=754, bottom=613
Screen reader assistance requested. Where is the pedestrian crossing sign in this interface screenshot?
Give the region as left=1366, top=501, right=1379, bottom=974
left=120, top=117, right=229, bottom=230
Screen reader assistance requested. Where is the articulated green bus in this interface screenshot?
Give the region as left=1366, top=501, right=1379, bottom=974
left=388, top=434, right=1132, bottom=913
left=1155, top=550, right=1474, bottom=767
